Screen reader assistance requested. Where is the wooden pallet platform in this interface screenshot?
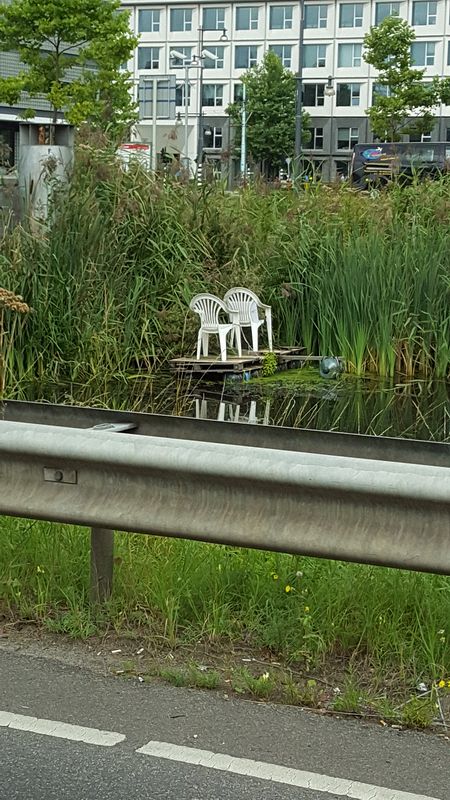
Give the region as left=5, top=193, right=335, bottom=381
left=170, top=348, right=305, bottom=378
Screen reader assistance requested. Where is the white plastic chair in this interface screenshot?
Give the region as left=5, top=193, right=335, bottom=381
left=224, top=287, right=273, bottom=353
left=189, top=293, right=241, bottom=362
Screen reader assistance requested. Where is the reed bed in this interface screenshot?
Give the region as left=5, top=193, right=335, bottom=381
left=0, top=142, right=449, bottom=395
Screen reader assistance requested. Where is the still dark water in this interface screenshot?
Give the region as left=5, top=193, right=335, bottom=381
left=19, top=368, right=450, bottom=442
left=180, top=371, right=450, bottom=443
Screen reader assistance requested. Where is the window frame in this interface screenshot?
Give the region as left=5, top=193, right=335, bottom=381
left=170, top=8, right=193, bottom=32
left=138, top=9, right=161, bottom=33
left=235, top=44, right=259, bottom=68
left=204, top=125, right=223, bottom=149
left=203, top=46, right=225, bottom=69
left=170, top=46, right=193, bottom=67
left=202, top=7, right=226, bottom=30
left=337, top=43, right=362, bottom=68
left=304, top=4, right=328, bottom=28
left=235, top=6, right=259, bottom=30
left=336, top=82, right=361, bottom=106
left=375, top=2, right=400, bottom=24
left=269, top=44, right=293, bottom=68
left=303, top=83, right=325, bottom=106
left=202, top=83, right=224, bottom=107
left=137, top=46, right=160, bottom=70
left=412, top=1, right=437, bottom=25
left=339, top=3, right=364, bottom=27
left=302, top=44, right=327, bottom=68
left=307, top=127, right=324, bottom=150
left=175, top=82, right=191, bottom=107
left=411, top=40, right=436, bottom=65
left=269, top=4, right=294, bottom=29
left=337, top=126, right=359, bottom=150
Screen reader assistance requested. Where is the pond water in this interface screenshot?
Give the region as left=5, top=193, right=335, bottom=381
left=16, top=366, right=450, bottom=443
left=180, top=368, right=450, bottom=443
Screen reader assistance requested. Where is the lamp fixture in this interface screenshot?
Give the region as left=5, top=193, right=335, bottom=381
left=324, top=75, right=335, bottom=97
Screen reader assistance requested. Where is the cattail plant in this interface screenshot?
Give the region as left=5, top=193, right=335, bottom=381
left=0, top=287, right=31, bottom=397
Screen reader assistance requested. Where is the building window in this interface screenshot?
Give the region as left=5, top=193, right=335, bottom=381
left=138, top=46, right=160, bottom=69
left=335, top=160, right=350, bottom=178
left=204, top=126, right=223, bottom=148
left=336, top=82, right=361, bottom=106
left=446, top=128, right=450, bottom=142
left=138, top=9, right=160, bottom=33
left=412, top=1, right=437, bottom=25
left=303, top=44, right=327, bottom=68
left=203, top=46, right=225, bottom=69
left=235, top=45, right=258, bottom=68
left=269, top=44, right=293, bottom=68
left=170, top=8, right=193, bottom=32
left=409, top=132, right=432, bottom=142
left=339, top=3, right=364, bottom=27
left=202, top=7, right=226, bottom=30
left=234, top=83, right=244, bottom=102
left=202, top=84, right=224, bottom=107
left=304, top=4, right=328, bottom=28
left=375, top=2, right=400, bottom=24
left=236, top=6, right=259, bottom=29
left=307, top=127, right=324, bottom=150
left=170, top=47, right=192, bottom=67
left=269, top=5, right=294, bottom=29
left=303, top=83, right=325, bottom=106
left=372, top=83, right=392, bottom=102
left=411, top=41, right=435, bottom=65
left=338, top=43, right=362, bottom=67
left=337, top=126, right=359, bottom=149
left=175, top=83, right=191, bottom=106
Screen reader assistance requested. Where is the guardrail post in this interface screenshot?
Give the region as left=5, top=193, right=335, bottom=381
left=90, top=527, right=114, bottom=604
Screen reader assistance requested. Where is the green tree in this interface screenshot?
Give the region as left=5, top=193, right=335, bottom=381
left=363, top=16, right=450, bottom=141
left=227, top=51, right=310, bottom=177
left=0, top=0, right=138, bottom=141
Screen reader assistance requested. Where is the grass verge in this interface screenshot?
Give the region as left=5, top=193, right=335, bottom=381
left=1, top=515, right=449, bottom=730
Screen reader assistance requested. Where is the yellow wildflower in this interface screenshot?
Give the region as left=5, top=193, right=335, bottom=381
left=271, top=573, right=279, bottom=581
left=285, top=585, right=293, bottom=593
left=438, top=680, right=446, bottom=688
left=304, top=606, right=310, bottom=613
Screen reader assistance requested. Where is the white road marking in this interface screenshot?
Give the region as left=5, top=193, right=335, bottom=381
left=136, top=741, right=440, bottom=800
left=0, top=710, right=125, bottom=747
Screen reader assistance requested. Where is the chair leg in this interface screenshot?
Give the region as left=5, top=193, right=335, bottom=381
left=234, top=327, right=242, bottom=357
left=202, top=332, right=209, bottom=357
left=196, top=329, right=202, bottom=360
left=250, top=323, right=259, bottom=352
left=266, top=311, right=273, bottom=352
left=218, top=329, right=228, bottom=361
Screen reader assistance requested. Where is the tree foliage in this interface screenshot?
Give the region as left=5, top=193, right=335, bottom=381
left=227, top=52, right=310, bottom=176
left=0, top=0, right=138, bottom=139
left=363, top=16, right=450, bottom=141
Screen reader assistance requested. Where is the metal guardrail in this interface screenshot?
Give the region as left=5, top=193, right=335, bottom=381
left=0, top=400, right=449, bottom=602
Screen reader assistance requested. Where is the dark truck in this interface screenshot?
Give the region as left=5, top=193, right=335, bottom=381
left=350, top=142, right=450, bottom=188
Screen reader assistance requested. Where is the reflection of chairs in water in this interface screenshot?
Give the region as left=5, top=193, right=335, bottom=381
left=195, top=398, right=270, bottom=425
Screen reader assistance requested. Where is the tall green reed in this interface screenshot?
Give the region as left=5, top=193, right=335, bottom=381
left=0, top=147, right=449, bottom=392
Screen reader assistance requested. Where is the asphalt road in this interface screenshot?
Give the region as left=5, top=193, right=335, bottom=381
left=0, top=643, right=448, bottom=800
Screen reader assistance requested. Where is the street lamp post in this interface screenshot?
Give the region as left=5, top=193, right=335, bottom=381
left=196, top=26, right=228, bottom=184
left=294, top=0, right=306, bottom=179
left=196, top=26, right=205, bottom=183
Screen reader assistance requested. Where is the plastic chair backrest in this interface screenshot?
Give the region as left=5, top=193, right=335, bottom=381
left=224, top=288, right=261, bottom=324
left=189, top=293, right=227, bottom=327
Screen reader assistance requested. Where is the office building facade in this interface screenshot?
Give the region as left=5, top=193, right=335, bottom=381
left=121, top=0, right=450, bottom=178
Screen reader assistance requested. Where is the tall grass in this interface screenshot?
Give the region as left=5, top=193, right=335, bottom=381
left=0, top=142, right=449, bottom=395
